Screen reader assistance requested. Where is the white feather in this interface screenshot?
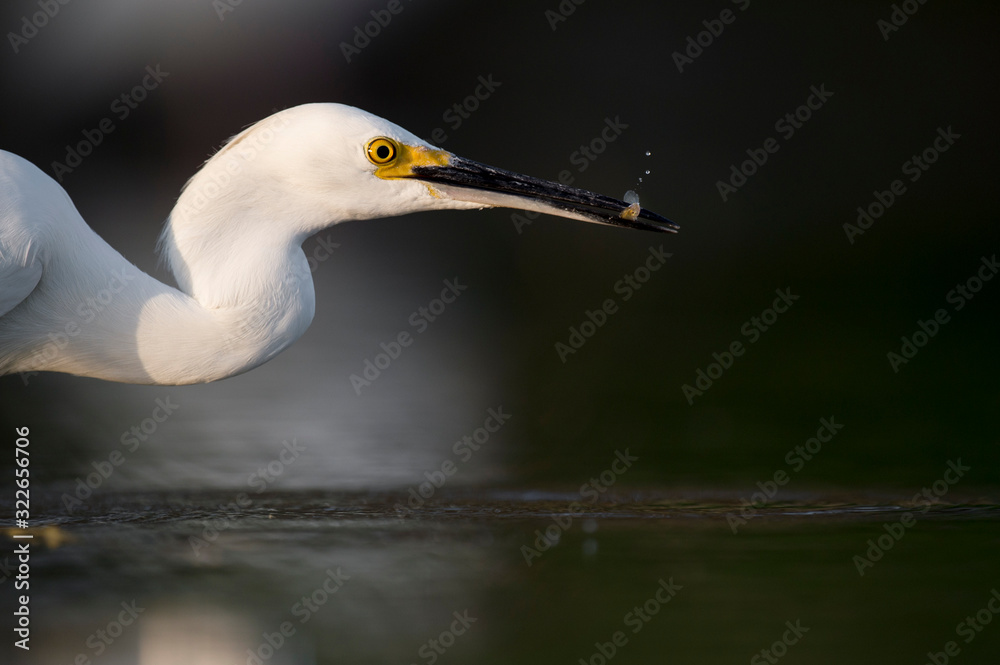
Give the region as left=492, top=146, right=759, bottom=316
left=0, top=103, right=648, bottom=385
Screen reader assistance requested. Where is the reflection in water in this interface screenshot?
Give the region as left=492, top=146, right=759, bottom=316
left=139, top=608, right=273, bottom=665
left=5, top=492, right=1000, bottom=664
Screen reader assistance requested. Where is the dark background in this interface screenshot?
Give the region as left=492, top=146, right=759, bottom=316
left=3, top=0, right=996, bottom=491
left=1, top=2, right=999, bottom=664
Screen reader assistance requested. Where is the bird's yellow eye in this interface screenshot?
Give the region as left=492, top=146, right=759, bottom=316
left=366, top=138, right=397, bottom=165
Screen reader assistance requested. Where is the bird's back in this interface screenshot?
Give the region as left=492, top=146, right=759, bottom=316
left=0, top=150, right=283, bottom=384
left=0, top=150, right=147, bottom=378
left=0, top=151, right=62, bottom=319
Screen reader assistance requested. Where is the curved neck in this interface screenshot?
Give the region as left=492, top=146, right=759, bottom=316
left=12, top=226, right=315, bottom=386
left=131, top=252, right=316, bottom=384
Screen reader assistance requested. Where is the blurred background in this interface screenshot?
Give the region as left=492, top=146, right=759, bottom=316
left=0, top=1, right=998, bottom=663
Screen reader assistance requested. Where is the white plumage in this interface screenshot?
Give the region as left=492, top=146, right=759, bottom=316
left=0, top=103, right=676, bottom=385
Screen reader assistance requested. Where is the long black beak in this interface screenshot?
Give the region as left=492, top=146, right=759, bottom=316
left=409, top=155, right=679, bottom=234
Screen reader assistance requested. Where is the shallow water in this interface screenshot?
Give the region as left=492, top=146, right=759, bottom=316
left=4, top=491, right=999, bottom=664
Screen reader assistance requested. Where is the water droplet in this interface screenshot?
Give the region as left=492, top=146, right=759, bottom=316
left=645, top=170, right=650, bottom=175
left=645, top=150, right=651, bottom=157
left=624, top=190, right=640, bottom=205
left=638, top=177, right=643, bottom=183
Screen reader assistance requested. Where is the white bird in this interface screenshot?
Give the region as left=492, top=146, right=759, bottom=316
left=0, top=103, right=677, bottom=385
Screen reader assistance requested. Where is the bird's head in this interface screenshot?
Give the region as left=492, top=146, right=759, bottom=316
left=162, top=103, right=677, bottom=301
left=173, top=103, right=678, bottom=240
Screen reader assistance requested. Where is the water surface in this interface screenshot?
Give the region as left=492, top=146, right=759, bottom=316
left=5, top=490, right=999, bottom=664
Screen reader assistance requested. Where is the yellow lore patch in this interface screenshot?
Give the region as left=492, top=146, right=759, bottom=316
left=370, top=139, right=451, bottom=179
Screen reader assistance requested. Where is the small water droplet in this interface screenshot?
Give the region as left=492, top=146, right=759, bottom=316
left=638, top=177, right=643, bottom=183
left=645, top=150, right=651, bottom=157
left=645, top=169, right=650, bottom=175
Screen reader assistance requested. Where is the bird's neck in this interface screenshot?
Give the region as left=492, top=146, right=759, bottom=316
left=12, top=212, right=317, bottom=385
left=131, top=209, right=318, bottom=383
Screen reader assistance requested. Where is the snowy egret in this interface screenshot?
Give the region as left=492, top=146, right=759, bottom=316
left=0, top=103, right=677, bottom=385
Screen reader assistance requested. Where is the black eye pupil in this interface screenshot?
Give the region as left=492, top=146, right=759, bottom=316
left=377, top=145, right=390, bottom=159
